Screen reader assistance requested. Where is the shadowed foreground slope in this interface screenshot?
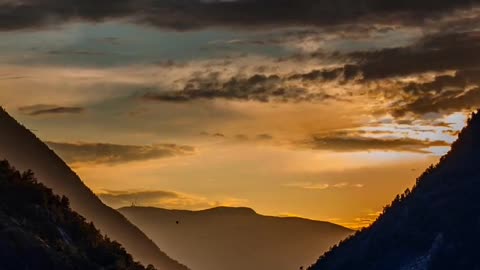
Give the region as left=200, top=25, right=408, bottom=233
left=120, top=206, right=352, bottom=270
left=0, top=108, right=188, bottom=270
left=0, top=160, right=155, bottom=270
left=310, top=111, right=480, bottom=270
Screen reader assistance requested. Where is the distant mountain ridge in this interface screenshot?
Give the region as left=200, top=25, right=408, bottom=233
left=119, top=206, right=352, bottom=270
left=0, top=160, right=155, bottom=270
left=0, top=107, right=188, bottom=270
left=309, top=111, right=480, bottom=270
left=166, top=206, right=258, bottom=216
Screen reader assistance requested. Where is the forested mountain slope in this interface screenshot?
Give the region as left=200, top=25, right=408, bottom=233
left=0, top=107, right=188, bottom=270
left=0, top=160, right=155, bottom=270
left=310, top=111, right=480, bottom=270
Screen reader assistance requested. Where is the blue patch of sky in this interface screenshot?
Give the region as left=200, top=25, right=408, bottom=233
left=0, top=22, right=290, bottom=67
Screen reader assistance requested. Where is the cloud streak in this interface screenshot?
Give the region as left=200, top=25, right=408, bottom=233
left=301, top=134, right=449, bottom=153
left=97, top=189, right=247, bottom=210
left=284, top=181, right=364, bottom=190
left=18, top=104, right=85, bottom=116
left=98, top=190, right=180, bottom=206
left=47, top=141, right=195, bottom=165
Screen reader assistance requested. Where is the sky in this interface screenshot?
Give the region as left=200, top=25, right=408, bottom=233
left=1, top=0, right=479, bottom=229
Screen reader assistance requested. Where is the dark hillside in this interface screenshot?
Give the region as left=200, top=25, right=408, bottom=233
left=310, top=111, right=480, bottom=270
left=0, top=107, right=188, bottom=270
left=0, top=160, right=155, bottom=270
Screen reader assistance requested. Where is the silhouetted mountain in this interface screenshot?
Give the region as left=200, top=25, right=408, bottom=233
left=310, top=111, right=480, bottom=270
left=0, top=160, right=156, bottom=270
left=0, top=108, right=188, bottom=270
left=119, top=206, right=352, bottom=270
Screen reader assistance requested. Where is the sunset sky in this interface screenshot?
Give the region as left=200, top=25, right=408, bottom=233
left=1, top=0, right=479, bottom=228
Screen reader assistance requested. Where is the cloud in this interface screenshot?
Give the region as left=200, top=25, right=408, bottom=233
left=255, top=134, right=274, bottom=140
left=98, top=190, right=179, bottom=205
left=300, top=133, right=449, bottom=153
left=0, top=0, right=135, bottom=31
left=140, top=30, right=480, bottom=109
left=284, top=181, right=364, bottom=190
left=395, top=87, right=480, bottom=117
left=96, top=189, right=248, bottom=210
left=4, top=9, right=480, bottom=121
left=376, top=32, right=480, bottom=116
left=1, top=0, right=479, bottom=31
left=143, top=73, right=336, bottom=103
left=18, top=104, right=85, bottom=116
left=348, top=31, right=480, bottom=81
left=234, top=134, right=249, bottom=141
left=403, top=71, right=475, bottom=96
left=288, top=66, right=359, bottom=82
left=390, top=68, right=480, bottom=116
left=198, top=131, right=276, bottom=144
left=212, top=132, right=226, bottom=138
left=200, top=131, right=230, bottom=139
left=47, top=141, right=195, bottom=165
left=291, top=31, right=480, bottom=85
left=278, top=30, right=480, bottom=117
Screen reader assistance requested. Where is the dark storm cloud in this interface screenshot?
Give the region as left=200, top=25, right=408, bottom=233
left=1, top=0, right=479, bottom=31
left=18, top=104, right=85, bottom=116
left=301, top=134, right=449, bottom=153
left=47, top=141, right=195, bottom=165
